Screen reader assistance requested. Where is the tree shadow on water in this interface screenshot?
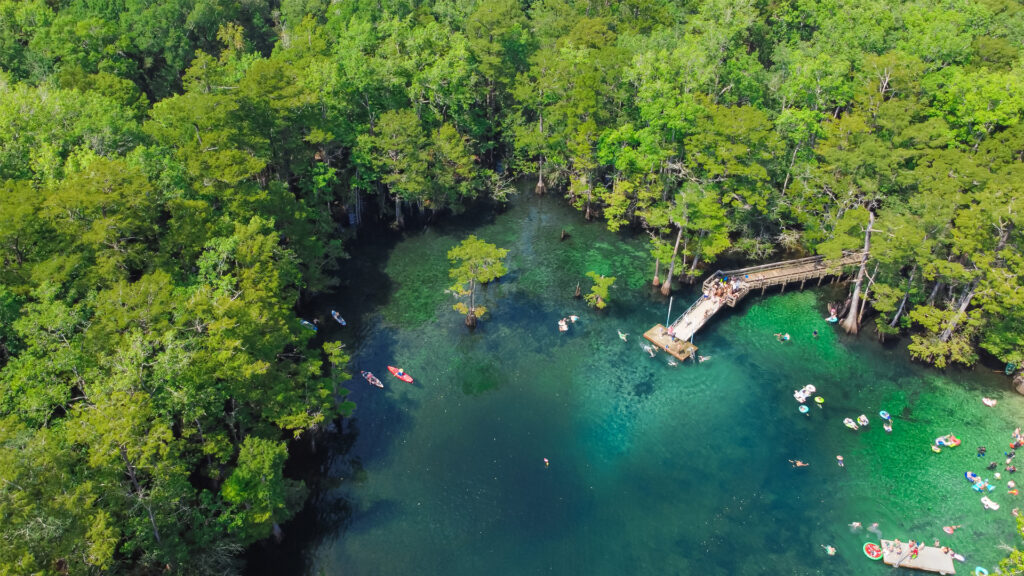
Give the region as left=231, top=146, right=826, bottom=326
left=244, top=419, right=358, bottom=575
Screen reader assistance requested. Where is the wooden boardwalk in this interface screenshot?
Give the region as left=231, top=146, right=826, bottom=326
left=881, top=539, right=956, bottom=574
left=644, top=251, right=865, bottom=360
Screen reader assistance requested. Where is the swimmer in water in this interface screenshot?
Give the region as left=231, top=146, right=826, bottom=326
left=848, top=521, right=861, bottom=530
left=789, top=459, right=810, bottom=468
left=867, top=522, right=882, bottom=537
left=837, top=455, right=845, bottom=468
left=698, top=355, right=711, bottom=363
left=543, top=458, right=549, bottom=467
left=820, top=545, right=836, bottom=556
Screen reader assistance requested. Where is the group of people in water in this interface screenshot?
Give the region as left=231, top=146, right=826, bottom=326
left=976, top=428, right=1023, bottom=475
left=556, top=315, right=580, bottom=332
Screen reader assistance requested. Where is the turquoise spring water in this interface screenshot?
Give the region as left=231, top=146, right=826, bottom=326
left=249, top=190, right=1022, bottom=575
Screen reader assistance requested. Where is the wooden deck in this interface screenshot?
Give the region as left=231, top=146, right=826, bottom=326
left=643, top=324, right=698, bottom=362
left=644, top=251, right=865, bottom=359
left=881, top=539, right=956, bottom=574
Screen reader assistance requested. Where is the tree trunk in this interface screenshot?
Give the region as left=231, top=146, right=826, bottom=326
left=535, top=157, right=546, bottom=194
left=652, top=259, right=661, bottom=287
left=120, top=446, right=161, bottom=544
left=394, top=196, right=404, bottom=227
left=466, top=278, right=478, bottom=328
left=889, top=265, right=917, bottom=328
left=939, top=279, right=977, bottom=342
left=661, top=225, right=684, bottom=296
left=780, top=144, right=801, bottom=197
left=858, top=263, right=879, bottom=324
left=926, top=281, right=943, bottom=307
left=686, top=235, right=705, bottom=283
left=841, top=211, right=874, bottom=334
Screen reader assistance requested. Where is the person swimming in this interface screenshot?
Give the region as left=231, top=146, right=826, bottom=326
left=821, top=545, right=836, bottom=556
left=698, top=355, right=711, bottom=363
left=543, top=458, right=549, bottom=467
left=867, top=522, right=882, bottom=537
left=837, top=455, right=845, bottom=468
left=789, top=459, right=809, bottom=467
left=848, top=521, right=861, bottom=530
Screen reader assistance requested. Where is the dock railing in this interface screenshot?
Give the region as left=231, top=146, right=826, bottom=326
left=700, top=250, right=864, bottom=293
left=667, top=296, right=705, bottom=334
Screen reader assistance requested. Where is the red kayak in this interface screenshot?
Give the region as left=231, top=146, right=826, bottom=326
left=388, top=366, right=413, bottom=383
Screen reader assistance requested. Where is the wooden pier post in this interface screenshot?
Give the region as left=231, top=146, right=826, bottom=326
left=761, top=285, right=766, bottom=295
left=800, top=279, right=806, bottom=290
left=780, top=282, right=785, bottom=294
left=817, top=275, right=824, bottom=286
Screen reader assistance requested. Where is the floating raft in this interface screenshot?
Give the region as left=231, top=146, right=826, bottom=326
left=643, top=324, right=697, bottom=362
left=881, top=539, right=956, bottom=574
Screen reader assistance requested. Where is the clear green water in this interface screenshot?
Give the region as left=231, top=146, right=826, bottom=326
left=250, top=190, right=1022, bottom=575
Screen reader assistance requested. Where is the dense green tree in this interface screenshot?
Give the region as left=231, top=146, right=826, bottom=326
left=1, top=0, right=1023, bottom=572
left=448, top=235, right=509, bottom=327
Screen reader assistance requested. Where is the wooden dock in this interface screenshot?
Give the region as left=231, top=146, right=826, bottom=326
left=642, top=324, right=698, bottom=362
left=644, top=251, right=865, bottom=360
left=881, top=539, right=956, bottom=574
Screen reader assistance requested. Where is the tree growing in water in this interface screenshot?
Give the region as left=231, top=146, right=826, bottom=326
left=448, top=236, right=509, bottom=328
left=584, top=272, right=616, bottom=309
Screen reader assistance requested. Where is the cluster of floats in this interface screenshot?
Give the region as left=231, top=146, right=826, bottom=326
left=842, top=411, right=894, bottom=433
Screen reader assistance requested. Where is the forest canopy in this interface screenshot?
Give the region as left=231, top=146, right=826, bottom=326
left=1, top=0, right=1023, bottom=573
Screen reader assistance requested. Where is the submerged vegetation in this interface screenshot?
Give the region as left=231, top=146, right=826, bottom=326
left=585, top=272, right=617, bottom=310
left=0, top=0, right=1022, bottom=572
